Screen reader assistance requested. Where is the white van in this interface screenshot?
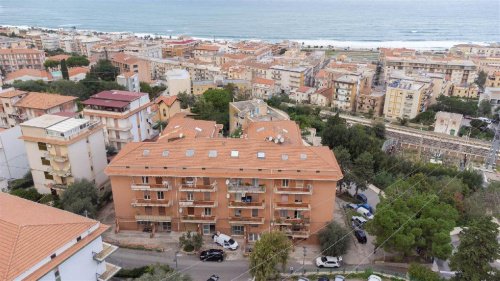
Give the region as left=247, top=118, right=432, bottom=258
left=213, top=233, right=239, bottom=250
left=356, top=207, right=374, bottom=220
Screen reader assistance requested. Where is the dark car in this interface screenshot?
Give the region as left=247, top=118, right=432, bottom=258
left=357, top=203, right=374, bottom=213
left=200, top=249, right=224, bottom=262
left=355, top=193, right=368, bottom=204
left=354, top=229, right=367, bottom=244
left=207, top=275, right=219, bottom=281
left=318, top=276, right=330, bottom=281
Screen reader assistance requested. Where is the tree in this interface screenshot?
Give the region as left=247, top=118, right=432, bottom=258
left=411, top=111, right=436, bottom=126
left=140, top=82, right=166, bottom=100
left=450, top=216, right=500, bottom=281
left=135, top=264, right=192, bottom=281
left=60, top=59, right=69, bottom=80
left=352, top=151, right=374, bottom=194
left=43, top=59, right=60, bottom=69
left=465, top=181, right=500, bottom=219
left=177, top=91, right=197, bottom=109
left=475, top=70, right=488, bottom=89
left=318, top=222, right=350, bottom=257
left=91, top=59, right=119, bottom=81
left=372, top=121, right=386, bottom=139
left=408, top=263, right=443, bottom=281
left=178, top=231, right=203, bottom=252
left=249, top=231, right=292, bottom=281
left=66, top=55, right=90, bottom=67
left=10, top=187, right=42, bottom=202
left=191, top=89, right=232, bottom=133
left=60, top=179, right=99, bottom=217
left=478, top=99, right=492, bottom=117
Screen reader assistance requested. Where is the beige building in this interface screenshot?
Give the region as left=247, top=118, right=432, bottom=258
left=20, top=115, right=108, bottom=194
left=290, top=86, right=315, bottom=104
left=251, top=77, right=278, bottom=100
left=268, top=65, right=308, bottom=93
left=434, top=111, right=463, bottom=136
left=0, top=48, right=46, bottom=73
left=487, top=71, right=500, bottom=88
left=166, top=69, right=191, bottom=95
left=310, top=88, right=333, bottom=107
left=357, top=91, right=385, bottom=116
left=332, top=75, right=359, bottom=111
left=383, top=79, right=432, bottom=120
left=450, top=84, right=479, bottom=99
left=153, top=95, right=182, bottom=123
left=229, top=99, right=290, bottom=133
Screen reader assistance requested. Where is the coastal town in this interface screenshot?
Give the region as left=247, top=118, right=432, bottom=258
left=0, top=25, right=499, bottom=281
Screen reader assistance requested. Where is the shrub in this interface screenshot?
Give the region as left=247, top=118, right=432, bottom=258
left=179, top=231, right=203, bottom=252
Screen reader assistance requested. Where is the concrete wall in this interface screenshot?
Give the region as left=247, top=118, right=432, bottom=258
left=0, top=126, right=29, bottom=183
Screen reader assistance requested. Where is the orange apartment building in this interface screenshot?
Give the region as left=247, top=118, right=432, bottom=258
left=106, top=120, right=342, bottom=243
left=0, top=48, right=46, bottom=73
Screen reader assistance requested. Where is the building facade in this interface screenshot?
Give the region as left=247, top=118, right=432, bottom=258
left=0, top=48, right=46, bottom=73
left=383, top=79, right=432, bottom=120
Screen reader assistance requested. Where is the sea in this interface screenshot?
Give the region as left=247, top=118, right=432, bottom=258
left=0, top=0, right=499, bottom=49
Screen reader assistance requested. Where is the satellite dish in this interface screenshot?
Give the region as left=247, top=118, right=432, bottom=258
left=274, top=138, right=279, bottom=144
left=225, top=179, right=230, bottom=185
left=280, top=137, right=285, bottom=143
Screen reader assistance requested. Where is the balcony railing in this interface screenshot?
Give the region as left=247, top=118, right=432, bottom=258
left=131, top=182, right=172, bottom=191
left=228, top=217, right=265, bottom=224
left=179, top=200, right=217, bottom=208
left=274, top=184, right=312, bottom=195
left=108, top=136, right=134, bottom=143
left=275, top=202, right=311, bottom=211
left=135, top=215, right=172, bottom=222
left=46, top=154, right=68, bottom=163
left=107, top=124, right=132, bottom=131
left=227, top=182, right=266, bottom=193
left=93, top=242, right=118, bottom=262
left=96, top=262, right=121, bottom=281
left=180, top=215, right=217, bottom=223
left=284, top=229, right=310, bottom=239
left=179, top=182, right=217, bottom=192
left=48, top=167, right=71, bottom=177
left=228, top=200, right=265, bottom=209
left=274, top=217, right=310, bottom=225
left=131, top=199, right=171, bottom=207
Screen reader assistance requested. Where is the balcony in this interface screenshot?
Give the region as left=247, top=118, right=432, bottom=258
left=108, top=136, right=133, bottom=143
left=131, top=199, right=171, bottom=207
left=275, top=202, right=311, bottom=211
left=46, top=154, right=68, bottom=163
left=96, top=262, right=121, bottom=281
left=107, top=124, right=132, bottom=131
left=180, top=215, right=217, bottom=223
left=48, top=167, right=71, bottom=177
left=274, top=184, right=312, bottom=195
left=284, top=229, right=310, bottom=239
left=131, top=182, right=171, bottom=191
left=135, top=215, right=172, bottom=222
left=178, top=200, right=217, bottom=208
left=228, top=200, right=265, bottom=209
left=47, top=183, right=68, bottom=191
left=274, top=217, right=310, bottom=226
left=93, top=242, right=118, bottom=262
left=229, top=217, right=265, bottom=225
left=179, top=182, right=217, bottom=192
left=227, top=182, right=266, bottom=193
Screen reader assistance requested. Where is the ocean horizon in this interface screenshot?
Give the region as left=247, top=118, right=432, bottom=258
left=0, top=0, right=498, bottom=49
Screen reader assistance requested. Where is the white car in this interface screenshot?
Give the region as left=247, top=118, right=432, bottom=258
left=367, top=275, right=382, bottom=281
left=334, top=276, right=345, bottom=281
left=357, top=206, right=374, bottom=219
left=351, top=215, right=368, bottom=228
left=213, top=233, right=239, bottom=250
left=315, top=256, right=342, bottom=268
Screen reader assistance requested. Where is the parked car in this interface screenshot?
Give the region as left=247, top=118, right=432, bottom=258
left=334, top=276, right=345, bottom=281
left=344, top=203, right=358, bottom=210
left=318, top=277, right=330, bottom=281
left=351, top=216, right=368, bottom=228
left=213, top=232, right=239, bottom=250
left=357, top=203, right=374, bottom=213
left=298, top=278, right=310, bottom=281
left=354, top=229, right=367, bottom=244
left=355, top=193, right=368, bottom=203
left=207, top=275, right=219, bottom=281
left=368, top=275, right=382, bottom=281
left=356, top=206, right=374, bottom=219
left=315, top=256, right=342, bottom=268
left=200, top=249, right=224, bottom=262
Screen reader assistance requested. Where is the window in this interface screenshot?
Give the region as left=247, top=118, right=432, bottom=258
left=248, top=233, right=260, bottom=242
left=50, top=253, right=56, bottom=259
left=76, top=236, right=81, bottom=242
left=279, top=210, right=288, bottom=218
left=41, top=157, right=50, bottom=166
left=141, top=176, right=149, bottom=184
left=38, top=142, right=47, bottom=151
left=163, top=108, right=167, bottom=117
left=208, top=150, right=217, bottom=158
left=257, top=152, right=265, bottom=159
left=204, top=192, right=210, bottom=201
left=295, top=195, right=302, bottom=202
left=157, top=191, right=164, bottom=200
left=187, top=192, right=194, bottom=201
left=159, top=207, right=166, bottom=216
left=231, top=225, right=244, bottom=235
left=230, top=150, right=239, bottom=158
left=54, top=268, right=61, bottom=281
left=145, top=206, right=153, bottom=215
left=294, top=210, right=302, bottom=219
left=282, top=179, right=289, bottom=187
left=252, top=178, right=259, bottom=186
left=5, top=103, right=9, bottom=108
left=44, top=171, right=53, bottom=180
left=144, top=191, right=151, bottom=200
left=252, top=209, right=258, bottom=217
left=204, top=208, right=212, bottom=216
left=186, top=149, right=195, bottom=157
left=234, top=209, right=242, bottom=217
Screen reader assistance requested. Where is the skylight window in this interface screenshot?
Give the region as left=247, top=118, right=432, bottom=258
left=162, top=150, right=169, bottom=157
left=195, top=127, right=202, bottom=132
left=208, top=150, right=217, bottom=158
left=256, top=127, right=265, bottom=132
left=257, top=152, right=266, bottom=159
left=143, top=149, right=150, bottom=156
left=281, top=154, right=289, bottom=160
left=186, top=149, right=195, bottom=157
left=300, top=153, right=307, bottom=160
left=231, top=150, right=239, bottom=158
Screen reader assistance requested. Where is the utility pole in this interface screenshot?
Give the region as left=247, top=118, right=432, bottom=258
left=302, top=246, right=307, bottom=275
left=174, top=250, right=179, bottom=268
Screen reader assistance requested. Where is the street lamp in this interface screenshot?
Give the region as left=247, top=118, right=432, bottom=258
left=174, top=251, right=179, bottom=268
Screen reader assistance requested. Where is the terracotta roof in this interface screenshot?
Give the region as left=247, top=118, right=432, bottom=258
left=252, top=77, right=275, bottom=86
left=158, top=114, right=221, bottom=141
left=315, top=69, right=328, bottom=79
left=47, top=54, right=70, bottom=62
left=0, top=193, right=106, bottom=280
left=111, top=52, right=139, bottom=65
left=5, top=69, right=52, bottom=82
left=106, top=137, right=342, bottom=181
left=0, top=48, right=44, bottom=55
left=297, top=86, right=314, bottom=93
left=195, top=45, right=220, bottom=52
left=245, top=120, right=303, bottom=146
left=155, top=95, right=178, bottom=107
left=91, top=90, right=147, bottom=102
left=0, top=88, right=27, bottom=98
left=314, top=87, right=334, bottom=99
left=15, top=92, right=77, bottom=110
left=68, top=67, right=89, bottom=77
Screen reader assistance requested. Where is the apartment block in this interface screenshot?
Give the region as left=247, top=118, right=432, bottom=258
left=82, top=90, right=154, bottom=150
left=251, top=77, right=279, bottom=100
left=166, top=69, right=191, bottom=95
left=106, top=135, right=342, bottom=242
left=268, top=65, right=308, bottom=93
left=356, top=91, right=385, bottom=117
left=383, top=79, right=432, bottom=120
left=434, top=111, right=463, bottom=136
left=116, top=72, right=140, bottom=92
left=229, top=99, right=290, bottom=133
left=310, top=88, right=333, bottom=107
left=0, top=192, right=119, bottom=281
left=0, top=126, right=29, bottom=189
left=0, top=48, right=46, bottom=73
left=450, top=83, right=479, bottom=99
left=20, top=115, right=108, bottom=194
left=331, top=75, right=359, bottom=111
left=111, top=53, right=140, bottom=74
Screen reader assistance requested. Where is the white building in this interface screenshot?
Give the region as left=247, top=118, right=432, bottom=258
left=268, top=65, right=309, bottom=93
left=0, top=126, right=29, bottom=189
left=0, top=192, right=120, bottom=281
left=82, top=90, right=154, bottom=150
left=41, top=34, right=60, bottom=51
left=434, top=111, right=463, bottom=136
left=479, top=87, right=500, bottom=112
left=166, top=69, right=191, bottom=95
left=117, top=72, right=140, bottom=92
left=20, top=115, right=108, bottom=194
